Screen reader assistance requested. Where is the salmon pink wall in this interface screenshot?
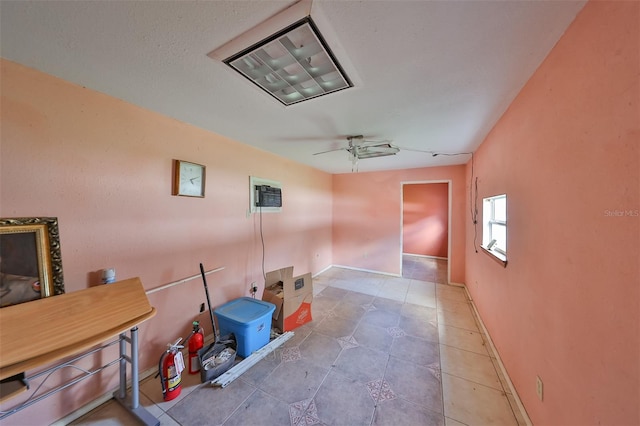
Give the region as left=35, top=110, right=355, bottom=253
left=464, top=2, right=639, bottom=425
left=403, top=183, right=448, bottom=258
left=333, top=167, right=465, bottom=283
left=0, top=59, right=333, bottom=424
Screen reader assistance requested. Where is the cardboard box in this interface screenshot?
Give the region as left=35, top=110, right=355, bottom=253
left=262, top=266, right=313, bottom=332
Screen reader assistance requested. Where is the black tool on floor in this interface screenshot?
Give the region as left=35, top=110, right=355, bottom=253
left=200, top=262, right=217, bottom=338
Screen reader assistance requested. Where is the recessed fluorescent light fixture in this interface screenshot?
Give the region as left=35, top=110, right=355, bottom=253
left=215, top=16, right=352, bottom=106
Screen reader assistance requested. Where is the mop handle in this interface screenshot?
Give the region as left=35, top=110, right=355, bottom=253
left=200, top=262, right=217, bottom=340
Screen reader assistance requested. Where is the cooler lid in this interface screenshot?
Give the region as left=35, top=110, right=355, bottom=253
left=214, top=297, right=275, bottom=324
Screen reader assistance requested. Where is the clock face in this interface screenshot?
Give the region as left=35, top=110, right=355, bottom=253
left=174, top=160, right=205, bottom=197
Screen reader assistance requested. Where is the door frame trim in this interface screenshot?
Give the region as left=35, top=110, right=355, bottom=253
left=400, top=180, right=452, bottom=283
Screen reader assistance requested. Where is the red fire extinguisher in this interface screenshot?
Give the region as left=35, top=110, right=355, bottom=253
left=188, top=320, right=204, bottom=375
left=158, top=338, right=184, bottom=401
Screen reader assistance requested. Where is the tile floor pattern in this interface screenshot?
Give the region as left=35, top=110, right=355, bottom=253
left=70, top=264, right=527, bottom=426
left=402, top=254, right=448, bottom=283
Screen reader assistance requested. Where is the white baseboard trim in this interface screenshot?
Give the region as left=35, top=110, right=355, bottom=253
left=51, top=390, right=115, bottom=426
left=447, top=281, right=465, bottom=288
left=52, top=333, right=218, bottom=425
left=402, top=253, right=448, bottom=261
left=51, top=364, right=158, bottom=426
left=462, top=286, right=532, bottom=426
left=312, top=264, right=333, bottom=278
left=331, top=264, right=401, bottom=278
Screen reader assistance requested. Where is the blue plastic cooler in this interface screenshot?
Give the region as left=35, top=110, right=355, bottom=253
left=213, top=297, right=275, bottom=358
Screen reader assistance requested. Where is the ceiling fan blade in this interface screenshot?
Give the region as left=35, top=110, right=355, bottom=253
left=360, top=143, right=399, bottom=152
left=313, top=147, right=347, bottom=155
left=362, top=148, right=398, bottom=154
left=395, top=146, right=437, bottom=154
left=360, top=139, right=392, bottom=146
left=364, top=142, right=395, bottom=149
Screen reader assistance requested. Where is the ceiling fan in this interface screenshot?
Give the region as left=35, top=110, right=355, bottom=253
left=313, top=135, right=400, bottom=163
left=312, top=135, right=469, bottom=171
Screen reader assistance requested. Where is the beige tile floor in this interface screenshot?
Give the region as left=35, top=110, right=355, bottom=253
left=69, top=259, right=528, bottom=426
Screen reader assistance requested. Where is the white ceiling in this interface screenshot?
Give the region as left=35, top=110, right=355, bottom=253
left=0, top=0, right=585, bottom=174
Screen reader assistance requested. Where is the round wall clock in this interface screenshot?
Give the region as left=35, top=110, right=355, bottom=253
left=173, top=160, right=205, bottom=197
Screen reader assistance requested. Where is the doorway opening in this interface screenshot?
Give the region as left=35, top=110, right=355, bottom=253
left=400, top=180, right=451, bottom=283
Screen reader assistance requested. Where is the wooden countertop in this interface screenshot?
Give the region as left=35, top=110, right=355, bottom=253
left=0, top=277, right=156, bottom=381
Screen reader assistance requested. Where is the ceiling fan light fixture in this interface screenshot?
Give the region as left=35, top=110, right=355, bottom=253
left=355, top=144, right=400, bottom=159
left=219, top=17, right=352, bottom=106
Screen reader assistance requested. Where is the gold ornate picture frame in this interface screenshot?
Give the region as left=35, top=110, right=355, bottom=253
left=0, top=217, right=65, bottom=308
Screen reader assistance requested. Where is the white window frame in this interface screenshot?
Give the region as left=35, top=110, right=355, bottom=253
left=482, top=194, right=507, bottom=266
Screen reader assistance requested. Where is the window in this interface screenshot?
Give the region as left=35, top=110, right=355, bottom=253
left=482, top=194, right=507, bottom=264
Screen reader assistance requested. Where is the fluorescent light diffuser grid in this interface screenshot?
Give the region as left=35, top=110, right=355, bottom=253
left=225, top=18, right=352, bottom=106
